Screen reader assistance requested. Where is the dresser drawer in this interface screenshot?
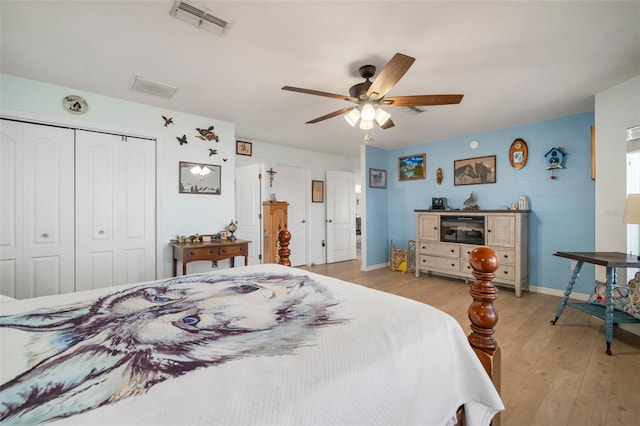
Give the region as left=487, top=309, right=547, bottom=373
left=422, top=243, right=460, bottom=258
left=184, top=246, right=220, bottom=261
left=419, top=255, right=460, bottom=273
left=220, top=244, right=246, bottom=256
left=494, top=265, right=515, bottom=282
left=460, top=247, right=514, bottom=265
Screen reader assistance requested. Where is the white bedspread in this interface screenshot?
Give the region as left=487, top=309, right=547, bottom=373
left=0, top=264, right=503, bottom=425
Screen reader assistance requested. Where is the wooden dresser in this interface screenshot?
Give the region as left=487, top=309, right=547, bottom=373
left=171, top=239, right=250, bottom=276
left=415, top=210, right=529, bottom=296
left=263, top=201, right=288, bottom=263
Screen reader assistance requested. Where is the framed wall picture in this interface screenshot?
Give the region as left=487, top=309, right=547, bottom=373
left=398, top=154, right=426, bottom=181
left=236, top=140, right=252, bottom=156
left=453, top=155, right=496, bottom=186
left=369, top=168, right=387, bottom=189
left=179, top=162, right=221, bottom=194
left=312, top=180, right=324, bottom=203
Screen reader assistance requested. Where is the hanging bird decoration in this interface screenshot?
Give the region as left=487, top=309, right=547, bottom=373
left=223, top=158, right=228, bottom=162
left=177, top=135, right=187, bottom=145
left=208, top=148, right=218, bottom=157
left=196, top=126, right=219, bottom=142
left=162, top=116, right=174, bottom=127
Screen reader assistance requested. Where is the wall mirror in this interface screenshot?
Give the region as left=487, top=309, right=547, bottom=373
left=179, top=161, right=221, bottom=194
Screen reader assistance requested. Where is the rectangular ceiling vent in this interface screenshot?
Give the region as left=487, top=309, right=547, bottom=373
left=169, top=0, right=231, bottom=35
left=131, top=76, right=178, bottom=99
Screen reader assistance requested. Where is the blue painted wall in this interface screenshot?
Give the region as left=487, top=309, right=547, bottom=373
left=365, top=112, right=596, bottom=291
left=364, top=146, right=390, bottom=266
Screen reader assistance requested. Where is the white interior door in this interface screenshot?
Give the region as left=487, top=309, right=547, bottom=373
left=326, top=170, right=356, bottom=263
left=75, top=131, right=156, bottom=291
left=0, top=120, right=75, bottom=298
left=274, top=164, right=308, bottom=266
left=235, top=163, right=262, bottom=265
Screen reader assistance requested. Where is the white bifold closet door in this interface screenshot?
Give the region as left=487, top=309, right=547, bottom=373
left=0, top=120, right=75, bottom=298
left=75, top=131, right=156, bottom=292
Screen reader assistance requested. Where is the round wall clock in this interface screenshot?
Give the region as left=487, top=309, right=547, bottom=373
left=63, top=95, right=88, bottom=114
left=509, top=138, right=528, bottom=169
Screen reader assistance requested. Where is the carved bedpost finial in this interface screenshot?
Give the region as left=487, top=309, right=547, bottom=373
left=468, top=246, right=499, bottom=354
left=277, top=227, right=291, bottom=266
left=467, top=246, right=501, bottom=425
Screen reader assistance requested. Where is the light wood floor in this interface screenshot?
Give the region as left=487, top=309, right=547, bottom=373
left=300, top=261, right=640, bottom=426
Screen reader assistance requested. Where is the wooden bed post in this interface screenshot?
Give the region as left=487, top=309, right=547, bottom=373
left=277, top=227, right=291, bottom=266
left=468, top=246, right=501, bottom=426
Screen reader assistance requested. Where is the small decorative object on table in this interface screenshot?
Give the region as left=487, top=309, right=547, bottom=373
left=226, top=220, right=238, bottom=241
left=463, top=191, right=479, bottom=210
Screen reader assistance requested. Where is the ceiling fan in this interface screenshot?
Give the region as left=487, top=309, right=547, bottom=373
left=282, top=53, right=463, bottom=130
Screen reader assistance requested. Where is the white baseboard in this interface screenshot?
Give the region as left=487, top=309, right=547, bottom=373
left=362, top=263, right=388, bottom=272
left=528, top=285, right=590, bottom=301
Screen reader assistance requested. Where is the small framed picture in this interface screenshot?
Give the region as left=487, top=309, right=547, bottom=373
left=454, top=155, right=496, bottom=185
left=220, top=230, right=228, bottom=240
left=236, top=140, right=252, bottom=156
left=369, top=168, right=387, bottom=189
left=398, top=154, right=426, bottom=181
left=312, top=180, right=324, bottom=203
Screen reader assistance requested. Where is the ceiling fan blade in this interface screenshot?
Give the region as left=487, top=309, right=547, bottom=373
left=366, top=53, right=415, bottom=100
left=306, top=106, right=356, bottom=124
left=379, top=118, right=395, bottom=130
left=282, top=86, right=358, bottom=103
left=383, top=94, right=464, bottom=107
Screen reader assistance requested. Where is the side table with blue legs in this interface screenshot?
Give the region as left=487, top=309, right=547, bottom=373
left=550, top=252, right=640, bottom=355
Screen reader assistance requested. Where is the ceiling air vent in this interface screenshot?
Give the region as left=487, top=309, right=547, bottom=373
left=131, top=76, right=178, bottom=99
left=169, top=0, right=231, bottom=35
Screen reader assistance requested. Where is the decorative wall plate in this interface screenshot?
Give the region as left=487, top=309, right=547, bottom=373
left=63, top=95, right=88, bottom=114
left=509, top=138, right=528, bottom=169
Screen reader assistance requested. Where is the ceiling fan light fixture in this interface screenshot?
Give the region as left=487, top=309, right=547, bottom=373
left=344, top=108, right=360, bottom=126
left=374, top=108, right=391, bottom=126
left=359, top=119, right=373, bottom=130
left=360, top=103, right=376, bottom=122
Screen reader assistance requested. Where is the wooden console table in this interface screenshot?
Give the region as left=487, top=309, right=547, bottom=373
left=550, top=251, right=640, bottom=355
left=172, top=239, right=250, bottom=277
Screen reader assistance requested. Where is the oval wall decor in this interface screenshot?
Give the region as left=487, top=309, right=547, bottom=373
left=509, top=138, right=528, bottom=169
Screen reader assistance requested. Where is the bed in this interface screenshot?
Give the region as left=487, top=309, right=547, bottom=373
left=0, top=240, right=503, bottom=426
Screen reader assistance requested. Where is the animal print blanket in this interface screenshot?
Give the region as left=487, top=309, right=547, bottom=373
left=0, top=264, right=503, bottom=425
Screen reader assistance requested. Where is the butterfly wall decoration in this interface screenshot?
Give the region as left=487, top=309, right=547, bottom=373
left=162, top=116, right=174, bottom=127
left=177, top=135, right=187, bottom=145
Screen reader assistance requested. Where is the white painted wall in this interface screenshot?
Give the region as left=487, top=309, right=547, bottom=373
left=1, top=73, right=236, bottom=278
left=595, top=74, right=640, bottom=282
left=236, top=140, right=357, bottom=265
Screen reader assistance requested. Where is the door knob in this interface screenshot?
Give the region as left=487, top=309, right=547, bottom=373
left=99, top=230, right=105, bottom=235
left=301, top=219, right=306, bottom=223
left=42, top=233, right=49, bottom=238
left=327, top=219, right=333, bottom=223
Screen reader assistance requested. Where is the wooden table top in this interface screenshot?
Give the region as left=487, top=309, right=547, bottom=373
left=171, top=239, right=250, bottom=249
left=554, top=251, right=640, bottom=268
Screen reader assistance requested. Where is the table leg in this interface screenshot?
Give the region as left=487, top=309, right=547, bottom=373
left=182, top=262, right=187, bottom=276
left=230, top=257, right=235, bottom=268
left=244, top=255, right=248, bottom=266
left=550, top=261, right=583, bottom=325
left=604, top=267, right=616, bottom=355
left=173, top=258, right=177, bottom=277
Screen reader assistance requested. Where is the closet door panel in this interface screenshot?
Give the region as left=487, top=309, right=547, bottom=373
left=0, top=121, right=23, bottom=297
left=76, top=132, right=155, bottom=291
left=117, top=140, right=156, bottom=284
left=23, top=126, right=75, bottom=296
left=0, top=120, right=74, bottom=298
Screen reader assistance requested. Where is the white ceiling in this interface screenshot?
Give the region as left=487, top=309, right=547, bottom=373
left=1, top=1, right=639, bottom=157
